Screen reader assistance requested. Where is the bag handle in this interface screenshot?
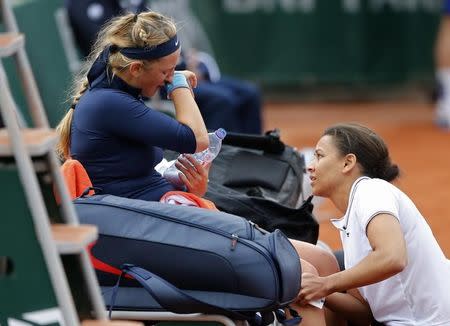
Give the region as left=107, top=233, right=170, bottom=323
left=223, top=129, right=285, bottom=154
left=110, top=264, right=302, bottom=325
left=110, top=264, right=256, bottom=322
left=79, top=186, right=103, bottom=198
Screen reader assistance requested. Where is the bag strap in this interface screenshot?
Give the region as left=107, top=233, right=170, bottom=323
left=109, top=264, right=302, bottom=325
left=275, top=307, right=303, bottom=326
left=111, top=264, right=256, bottom=322
left=79, top=186, right=103, bottom=198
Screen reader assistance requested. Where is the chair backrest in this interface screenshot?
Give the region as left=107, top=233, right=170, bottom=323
left=0, top=0, right=50, bottom=128
left=0, top=166, right=67, bottom=325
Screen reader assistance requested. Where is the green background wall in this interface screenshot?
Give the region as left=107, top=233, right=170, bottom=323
left=1, top=0, right=443, bottom=127
left=190, top=0, right=441, bottom=86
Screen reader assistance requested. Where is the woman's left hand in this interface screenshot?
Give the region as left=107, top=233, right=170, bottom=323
left=175, top=154, right=210, bottom=197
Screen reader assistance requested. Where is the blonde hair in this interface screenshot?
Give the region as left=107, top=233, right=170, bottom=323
left=56, top=11, right=177, bottom=159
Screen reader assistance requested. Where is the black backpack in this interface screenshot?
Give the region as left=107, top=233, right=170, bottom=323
left=205, top=130, right=319, bottom=244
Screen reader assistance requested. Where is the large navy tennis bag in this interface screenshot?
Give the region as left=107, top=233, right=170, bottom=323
left=74, top=195, right=301, bottom=324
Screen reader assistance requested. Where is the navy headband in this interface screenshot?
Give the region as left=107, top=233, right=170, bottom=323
left=119, top=35, right=180, bottom=59
left=87, top=35, right=180, bottom=86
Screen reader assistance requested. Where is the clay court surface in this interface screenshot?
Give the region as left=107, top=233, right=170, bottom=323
left=264, top=101, right=450, bottom=256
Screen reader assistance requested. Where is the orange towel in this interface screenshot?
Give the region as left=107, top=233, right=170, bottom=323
left=57, top=158, right=95, bottom=202
left=160, top=191, right=218, bottom=211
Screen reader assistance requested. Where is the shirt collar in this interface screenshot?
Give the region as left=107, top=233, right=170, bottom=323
left=331, top=176, right=370, bottom=231
left=110, top=75, right=142, bottom=98
left=90, top=70, right=142, bottom=99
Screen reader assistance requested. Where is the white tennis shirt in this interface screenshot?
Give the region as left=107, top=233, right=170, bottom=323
left=331, top=177, right=450, bottom=325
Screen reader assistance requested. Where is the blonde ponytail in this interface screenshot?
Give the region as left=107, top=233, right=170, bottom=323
left=55, top=109, right=74, bottom=160
left=55, top=79, right=89, bottom=160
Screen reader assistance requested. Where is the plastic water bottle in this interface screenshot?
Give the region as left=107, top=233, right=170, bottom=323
left=192, top=128, right=227, bottom=164
left=163, top=128, right=227, bottom=187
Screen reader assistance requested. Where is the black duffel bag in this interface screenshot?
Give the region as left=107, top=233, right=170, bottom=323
left=205, top=130, right=319, bottom=244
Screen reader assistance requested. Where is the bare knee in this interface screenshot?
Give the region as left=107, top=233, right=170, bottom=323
left=291, top=239, right=340, bottom=276
left=313, top=246, right=340, bottom=276
left=301, top=258, right=319, bottom=276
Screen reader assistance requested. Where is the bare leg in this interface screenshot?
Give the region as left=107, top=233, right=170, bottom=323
left=324, top=289, right=372, bottom=326
left=289, top=259, right=326, bottom=326
left=289, top=239, right=340, bottom=276
left=324, top=307, right=348, bottom=326
left=290, top=240, right=346, bottom=325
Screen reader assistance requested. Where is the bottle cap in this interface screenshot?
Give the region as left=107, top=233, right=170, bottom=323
left=215, top=128, right=227, bottom=139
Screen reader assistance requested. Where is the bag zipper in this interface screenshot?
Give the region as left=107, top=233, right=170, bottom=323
left=248, top=220, right=268, bottom=236
left=247, top=221, right=255, bottom=240
left=230, top=233, right=238, bottom=250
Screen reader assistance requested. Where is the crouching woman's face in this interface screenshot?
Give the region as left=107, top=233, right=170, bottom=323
left=307, top=135, right=347, bottom=198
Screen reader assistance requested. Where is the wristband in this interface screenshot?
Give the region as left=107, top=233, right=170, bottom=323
left=165, top=72, right=190, bottom=97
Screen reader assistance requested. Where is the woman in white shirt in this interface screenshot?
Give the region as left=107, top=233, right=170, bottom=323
left=301, top=123, right=450, bottom=326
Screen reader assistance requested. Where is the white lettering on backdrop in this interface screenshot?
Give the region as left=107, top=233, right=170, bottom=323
left=222, top=0, right=441, bottom=13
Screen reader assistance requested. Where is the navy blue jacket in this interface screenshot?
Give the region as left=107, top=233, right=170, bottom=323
left=70, top=75, right=196, bottom=201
